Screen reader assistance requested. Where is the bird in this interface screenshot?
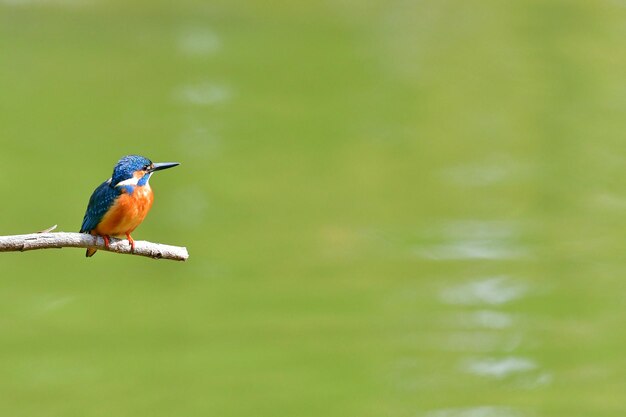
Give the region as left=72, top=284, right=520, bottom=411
left=80, top=155, right=179, bottom=257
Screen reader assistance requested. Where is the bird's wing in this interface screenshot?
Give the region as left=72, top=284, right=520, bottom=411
left=80, top=179, right=121, bottom=233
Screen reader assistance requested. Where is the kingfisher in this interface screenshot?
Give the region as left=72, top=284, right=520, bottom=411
left=80, top=155, right=179, bottom=257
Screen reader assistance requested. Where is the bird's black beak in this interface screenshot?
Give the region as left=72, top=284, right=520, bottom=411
left=149, top=162, right=180, bottom=172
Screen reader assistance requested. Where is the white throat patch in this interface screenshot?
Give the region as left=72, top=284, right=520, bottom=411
left=115, top=172, right=152, bottom=187
left=116, top=176, right=140, bottom=186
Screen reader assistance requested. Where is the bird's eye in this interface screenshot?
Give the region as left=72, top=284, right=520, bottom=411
left=143, top=164, right=150, bottom=170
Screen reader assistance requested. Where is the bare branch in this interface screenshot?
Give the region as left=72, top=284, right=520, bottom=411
left=0, top=228, right=189, bottom=261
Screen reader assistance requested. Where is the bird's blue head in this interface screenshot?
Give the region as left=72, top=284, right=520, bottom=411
left=111, top=155, right=179, bottom=187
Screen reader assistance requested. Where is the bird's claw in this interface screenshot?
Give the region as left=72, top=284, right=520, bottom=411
left=126, top=233, right=135, bottom=252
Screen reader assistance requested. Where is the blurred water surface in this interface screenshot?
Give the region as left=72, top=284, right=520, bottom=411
left=2, top=1, right=626, bottom=416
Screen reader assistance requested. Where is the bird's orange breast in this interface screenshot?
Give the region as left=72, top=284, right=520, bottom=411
left=94, top=185, right=154, bottom=237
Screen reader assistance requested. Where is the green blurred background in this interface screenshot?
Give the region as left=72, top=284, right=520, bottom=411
left=2, top=0, right=626, bottom=416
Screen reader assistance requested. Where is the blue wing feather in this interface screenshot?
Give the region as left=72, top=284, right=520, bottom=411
left=80, top=180, right=122, bottom=233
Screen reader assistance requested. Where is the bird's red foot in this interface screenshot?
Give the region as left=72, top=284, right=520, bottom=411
left=103, top=235, right=110, bottom=249
left=125, top=233, right=135, bottom=252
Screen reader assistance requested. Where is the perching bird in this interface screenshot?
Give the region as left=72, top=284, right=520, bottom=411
left=80, top=155, right=179, bottom=257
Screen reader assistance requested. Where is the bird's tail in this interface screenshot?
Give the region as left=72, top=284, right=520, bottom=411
left=84, top=231, right=98, bottom=257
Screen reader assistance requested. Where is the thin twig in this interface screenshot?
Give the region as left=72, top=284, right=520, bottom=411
left=0, top=227, right=189, bottom=261
left=37, top=224, right=58, bottom=233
